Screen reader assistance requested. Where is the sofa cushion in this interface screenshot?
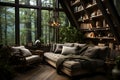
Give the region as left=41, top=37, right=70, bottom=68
left=64, top=43, right=74, bottom=47
left=26, top=55, right=40, bottom=63
left=44, top=52, right=104, bottom=71
left=50, top=43, right=56, bottom=52
left=20, top=48, right=32, bottom=57
left=44, top=52, right=64, bottom=62
left=74, top=43, right=86, bottom=48
left=61, top=46, right=78, bottom=55
left=63, top=59, right=104, bottom=71
left=78, top=45, right=89, bottom=55
left=94, top=46, right=110, bottom=60
left=11, top=46, right=25, bottom=55
left=82, top=46, right=100, bottom=58
left=54, top=44, right=64, bottom=53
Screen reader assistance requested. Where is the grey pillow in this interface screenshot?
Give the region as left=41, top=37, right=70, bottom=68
left=20, top=48, right=32, bottom=57
left=11, top=46, right=25, bottom=55
left=94, top=46, right=110, bottom=60
left=74, top=43, right=86, bottom=48
left=64, top=43, right=74, bottom=47
left=82, top=46, right=100, bottom=58
left=54, top=44, right=64, bottom=53
left=61, top=46, right=78, bottom=55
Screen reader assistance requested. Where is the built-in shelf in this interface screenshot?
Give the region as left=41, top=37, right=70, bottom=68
left=80, top=27, right=110, bottom=32
left=86, top=37, right=115, bottom=40
left=70, top=0, right=116, bottom=44
left=71, top=0, right=81, bottom=7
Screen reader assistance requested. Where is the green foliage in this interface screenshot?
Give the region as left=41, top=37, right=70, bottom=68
left=59, top=26, right=84, bottom=43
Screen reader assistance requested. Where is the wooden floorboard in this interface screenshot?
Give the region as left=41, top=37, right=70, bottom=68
left=13, top=64, right=110, bottom=80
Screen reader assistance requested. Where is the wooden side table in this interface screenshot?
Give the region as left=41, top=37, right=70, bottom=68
left=31, top=50, right=44, bottom=62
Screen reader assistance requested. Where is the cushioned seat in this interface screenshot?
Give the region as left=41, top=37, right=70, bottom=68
left=44, top=43, right=110, bottom=76
left=26, top=55, right=40, bottom=63
left=44, top=52, right=104, bottom=70
left=11, top=46, right=41, bottom=66
left=44, top=52, right=64, bottom=62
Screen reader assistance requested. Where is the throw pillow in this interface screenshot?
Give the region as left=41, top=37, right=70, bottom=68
left=54, top=44, right=64, bottom=53
left=74, top=43, right=86, bottom=48
left=64, top=43, right=74, bottom=47
left=20, top=48, right=32, bottom=57
left=11, top=46, right=25, bottom=55
left=94, top=46, right=109, bottom=60
left=82, top=46, right=100, bottom=58
left=61, top=46, right=78, bottom=55
left=78, top=44, right=89, bottom=55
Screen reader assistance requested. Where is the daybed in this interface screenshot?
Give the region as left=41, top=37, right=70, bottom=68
left=44, top=43, right=110, bottom=76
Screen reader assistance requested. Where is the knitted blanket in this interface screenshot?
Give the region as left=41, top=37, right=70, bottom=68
left=56, top=55, right=95, bottom=74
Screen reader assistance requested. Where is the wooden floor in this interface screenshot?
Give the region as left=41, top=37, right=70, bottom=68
left=13, top=63, right=110, bottom=80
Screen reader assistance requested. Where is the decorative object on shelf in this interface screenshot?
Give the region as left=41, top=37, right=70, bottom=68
left=96, top=21, right=103, bottom=28
left=92, top=0, right=96, bottom=4
left=97, top=9, right=102, bottom=15
left=70, top=0, right=115, bottom=44
left=91, top=11, right=97, bottom=17
left=85, top=32, right=95, bottom=38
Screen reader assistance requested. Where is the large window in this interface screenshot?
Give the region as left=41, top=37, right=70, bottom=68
left=0, top=0, right=15, bottom=3
left=20, top=8, right=37, bottom=45
left=0, top=6, right=15, bottom=45
left=0, top=0, right=68, bottom=45
left=41, top=0, right=53, bottom=7
left=19, top=0, right=37, bottom=5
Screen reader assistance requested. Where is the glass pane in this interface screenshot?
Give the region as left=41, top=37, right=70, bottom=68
left=20, top=8, right=37, bottom=45
left=41, top=0, right=53, bottom=7
left=59, top=12, right=70, bottom=27
left=59, top=3, right=62, bottom=8
left=19, top=0, right=37, bottom=5
left=0, top=6, right=15, bottom=45
left=0, top=0, right=15, bottom=3
left=41, top=10, right=49, bottom=43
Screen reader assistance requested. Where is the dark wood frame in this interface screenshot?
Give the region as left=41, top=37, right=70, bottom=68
left=0, top=0, right=63, bottom=45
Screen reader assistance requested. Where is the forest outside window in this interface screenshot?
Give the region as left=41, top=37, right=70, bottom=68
left=0, top=6, right=15, bottom=45
left=20, top=8, right=37, bottom=45
left=0, top=0, right=15, bottom=3
left=19, top=0, right=37, bottom=5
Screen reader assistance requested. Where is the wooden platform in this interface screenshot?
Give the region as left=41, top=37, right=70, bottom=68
left=13, top=64, right=110, bottom=80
